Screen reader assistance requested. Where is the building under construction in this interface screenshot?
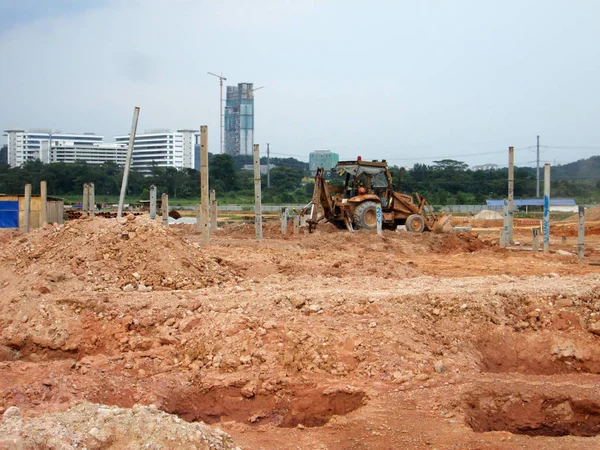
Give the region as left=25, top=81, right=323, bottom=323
left=224, top=83, right=254, bottom=156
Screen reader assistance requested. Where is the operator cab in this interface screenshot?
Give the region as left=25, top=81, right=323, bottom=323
left=334, top=160, right=392, bottom=207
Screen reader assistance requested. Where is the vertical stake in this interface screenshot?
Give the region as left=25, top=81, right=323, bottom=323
left=149, top=185, right=157, bottom=219
left=508, top=146, right=514, bottom=244
left=118, top=106, right=140, bottom=218
left=376, top=205, right=383, bottom=236
left=40, top=180, right=47, bottom=225
left=200, top=125, right=210, bottom=244
left=210, top=189, right=217, bottom=230
left=89, top=182, right=95, bottom=218
left=23, top=183, right=31, bottom=233
left=532, top=228, right=539, bottom=252
left=293, top=215, right=300, bottom=234
left=543, top=163, right=551, bottom=253
left=253, top=144, right=262, bottom=240
left=162, top=193, right=168, bottom=226
left=578, top=206, right=585, bottom=259
left=501, top=199, right=509, bottom=248
left=83, top=183, right=90, bottom=216
left=281, top=208, right=288, bottom=234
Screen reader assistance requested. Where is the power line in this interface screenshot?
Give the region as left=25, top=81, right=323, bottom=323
left=543, top=145, right=600, bottom=150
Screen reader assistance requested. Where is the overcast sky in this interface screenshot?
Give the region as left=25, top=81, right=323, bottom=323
left=1, top=0, right=599, bottom=168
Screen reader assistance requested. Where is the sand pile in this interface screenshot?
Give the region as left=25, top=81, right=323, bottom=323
left=1, top=215, right=242, bottom=292
left=473, top=210, right=503, bottom=220
left=0, top=403, right=238, bottom=449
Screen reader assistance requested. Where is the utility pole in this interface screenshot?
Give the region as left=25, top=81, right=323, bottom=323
left=266, top=143, right=271, bottom=188
left=207, top=72, right=226, bottom=154
left=536, top=135, right=540, bottom=197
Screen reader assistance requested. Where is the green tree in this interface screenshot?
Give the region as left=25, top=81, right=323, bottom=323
left=210, top=154, right=237, bottom=193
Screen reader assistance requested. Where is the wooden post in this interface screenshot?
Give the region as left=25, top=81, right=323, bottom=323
left=532, top=228, right=539, bottom=252
left=89, top=182, right=95, bottom=218
left=149, top=185, right=157, bottom=219
left=543, top=163, right=551, bottom=253
left=200, top=125, right=210, bottom=245
left=40, top=180, right=47, bottom=225
left=281, top=208, right=288, bottom=234
left=162, top=193, right=168, bottom=226
left=253, top=144, right=262, bottom=240
left=196, top=203, right=202, bottom=229
left=293, top=215, right=300, bottom=234
left=578, top=206, right=585, bottom=259
left=210, top=189, right=217, bottom=230
left=118, top=106, right=140, bottom=217
left=23, top=183, right=32, bottom=233
left=508, top=146, right=514, bottom=244
left=83, top=183, right=90, bottom=216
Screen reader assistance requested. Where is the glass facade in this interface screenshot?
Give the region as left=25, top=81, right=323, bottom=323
left=225, top=83, right=254, bottom=156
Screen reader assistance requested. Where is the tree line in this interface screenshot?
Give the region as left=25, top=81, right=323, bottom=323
left=0, top=154, right=598, bottom=204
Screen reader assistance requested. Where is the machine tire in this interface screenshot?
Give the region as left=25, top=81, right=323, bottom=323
left=406, top=214, right=425, bottom=233
left=353, top=201, right=379, bottom=230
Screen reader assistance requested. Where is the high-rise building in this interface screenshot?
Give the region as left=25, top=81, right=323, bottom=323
left=3, top=129, right=124, bottom=167
left=115, top=129, right=198, bottom=174
left=224, top=82, right=254, bottom=156
left=309, top=150, right=339, bottom=174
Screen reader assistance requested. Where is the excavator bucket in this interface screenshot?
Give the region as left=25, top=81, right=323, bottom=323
left=432, top=214, right=453, bottom=234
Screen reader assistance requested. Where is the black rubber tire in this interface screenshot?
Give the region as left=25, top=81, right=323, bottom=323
left=353, top=201, right=379, bottom=230
left=406, top=214, right=425, bottom=233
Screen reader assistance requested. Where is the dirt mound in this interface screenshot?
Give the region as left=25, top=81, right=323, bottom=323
left=554, top=223, right=600, bottom=237
left=436, top=232, right=489, bottom=253
left=473, top=210, right=503, bottom=220
left=0, top=403, right=238, bottom=449
left=564, top=206, right=600, bottom=222
left=0, top=215, right=241, bottom=292
left=584, top=206, right=600, bottom=221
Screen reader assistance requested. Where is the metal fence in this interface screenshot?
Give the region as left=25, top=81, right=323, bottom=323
left=435, top=205, right=502, bottom=213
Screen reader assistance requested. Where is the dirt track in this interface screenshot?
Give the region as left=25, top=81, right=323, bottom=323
left=1, top=213, right=600, bottom=449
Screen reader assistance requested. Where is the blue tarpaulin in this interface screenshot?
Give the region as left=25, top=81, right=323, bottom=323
left=0, top=201, right=19, bottom=228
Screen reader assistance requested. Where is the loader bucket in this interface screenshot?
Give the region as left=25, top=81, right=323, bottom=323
left=432, top=214, right=453, bottom=234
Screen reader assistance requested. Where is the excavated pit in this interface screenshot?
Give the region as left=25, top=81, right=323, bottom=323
left=464, top=383, right=600, bottom=437
left=157, top=385, right=366, bottom=428
left=477, top=330, right=600, bottom=375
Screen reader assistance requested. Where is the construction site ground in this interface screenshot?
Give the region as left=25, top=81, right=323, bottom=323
left=1, top=209, right=600, bottom=449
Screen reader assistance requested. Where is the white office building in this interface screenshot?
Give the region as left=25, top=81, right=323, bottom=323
left=4, top=129, right=126, bottom=167
left=5, top=128, right=199, bottom=173
left=115, top=129, right=198, bottom=174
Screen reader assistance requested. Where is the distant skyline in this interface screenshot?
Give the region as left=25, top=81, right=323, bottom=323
left=1, top=0, right=599, bottom=169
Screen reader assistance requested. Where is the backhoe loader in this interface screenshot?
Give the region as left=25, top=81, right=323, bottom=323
left=301, top=159, right=452, bottom=233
